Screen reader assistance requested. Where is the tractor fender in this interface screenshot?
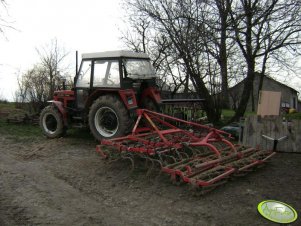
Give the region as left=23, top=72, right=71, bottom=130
left=140, top=87, right=162, bottom=105
left=47, top=100, right=68, bottom=126
left=86, top=89, right=138, bottom=110
left=118, top=89, right=138, bottom=110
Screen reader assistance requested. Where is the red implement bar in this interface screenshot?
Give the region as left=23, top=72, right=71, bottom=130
left=97, top=109, right=275, bottom=189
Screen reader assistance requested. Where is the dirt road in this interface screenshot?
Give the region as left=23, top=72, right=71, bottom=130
left=0, top=134, right=300, bottom=226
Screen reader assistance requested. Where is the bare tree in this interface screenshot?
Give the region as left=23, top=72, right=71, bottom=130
left=16, top=64, right=72, bottom=112
left=123, top=0, right=301, bottom=123
left=15, top=39, right=70, bottom=111
left=228, top=0, right=301, bottom=120
left=0, top=0, right=15, bottom=37
left=36, top=38, right=69, bottom=99
left=15, top=65, right=49, bottom=111
left=198, top=0, right=234, bottom=108
left=124, top=0, right=225, bottom=123
left=0, top=0, right=7, bottom=34
left=121, top=11, right=191, bottom=97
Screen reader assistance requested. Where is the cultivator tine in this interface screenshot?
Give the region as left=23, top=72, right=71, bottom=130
left=200, top=180, right=228, bottom=195
left=237, top=150, right=275, bottom=173
left=121, top=154, right=135, bottom=171
left=159, top=153, right=178, bottom=165
left=145, top=157, right=155, bottom=177
left=97, top=109, right=276, bottom=194
left=143, top=156, right=151, bottom=169
left=152, top=159, right=163, bottom=177
left=96, top=145, right=110, bottom=159
left=147, top=158, right=163, bottom=178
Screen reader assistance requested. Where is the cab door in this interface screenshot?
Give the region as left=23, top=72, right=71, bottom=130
left=75, top=60, right=92, bottom=109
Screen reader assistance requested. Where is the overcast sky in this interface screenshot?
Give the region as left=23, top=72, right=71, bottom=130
left=1, top=0, right=301, bottom=101
left=0, top=0, right=125, bottom=100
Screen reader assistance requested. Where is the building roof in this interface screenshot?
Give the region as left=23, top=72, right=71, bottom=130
left=229, top=73, right=298, bottom=93
left=82, top=50, right=150, bottom=60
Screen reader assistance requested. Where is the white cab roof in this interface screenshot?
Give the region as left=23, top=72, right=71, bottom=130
left=82, top=50, right=150, bottom=59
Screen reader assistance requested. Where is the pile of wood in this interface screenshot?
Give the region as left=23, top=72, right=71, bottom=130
left=6, top=113, right=39, bottom=125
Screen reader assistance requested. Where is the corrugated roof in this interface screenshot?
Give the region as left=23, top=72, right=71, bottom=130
left=229, top=73, right=298, bottom=93
left=82, top=50, right=150, bottom=59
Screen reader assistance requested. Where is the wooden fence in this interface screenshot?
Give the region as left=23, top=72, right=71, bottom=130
left=241, top=115, right=301, bottom=153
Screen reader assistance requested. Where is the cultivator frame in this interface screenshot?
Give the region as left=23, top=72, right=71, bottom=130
left=97, top=109, right=275, bottom=192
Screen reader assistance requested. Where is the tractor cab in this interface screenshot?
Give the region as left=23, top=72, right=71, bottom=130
left=74, top=50, right=160, bottom=110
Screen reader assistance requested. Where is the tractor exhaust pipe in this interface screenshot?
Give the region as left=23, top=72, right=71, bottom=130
left=76, top=50, right=78, bottom=76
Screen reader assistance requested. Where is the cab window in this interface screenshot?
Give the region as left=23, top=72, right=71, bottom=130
left=93, top=60, right=120, bottom=87
left=76, top=60, right=91, bottom=88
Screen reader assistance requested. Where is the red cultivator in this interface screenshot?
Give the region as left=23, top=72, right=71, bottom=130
left=96, top=109, right=275, bottom=193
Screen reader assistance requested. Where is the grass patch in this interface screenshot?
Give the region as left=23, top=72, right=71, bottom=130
left=0, top=118, right=96, bottom=144
left=0, top=102, right=97, bottom=144
left=285, top=112, right=301, bottom=120
left=220, top=109, right=256, bottom=127
left=221, top=109, right=235, bottom=118
left=222, top=109, right=255, bottom=118
left=0, top=102, right=42, bottom=142
left=0, top=102, right=15, bottom=110
left=0, top=118, right=42, bottom=142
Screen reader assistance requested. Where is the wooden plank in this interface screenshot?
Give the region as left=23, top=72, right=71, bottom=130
left=242, top=115, right=300, bottom=153
left=257, top=91, right=281, bottom=116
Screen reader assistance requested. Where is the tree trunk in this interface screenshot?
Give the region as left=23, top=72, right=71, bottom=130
left=190, top=71, right=221, bottom=123
left=231, top=2, right=255, bottom=121
left=219, top=43, right=229, bottom=109
left=218, top=0, right=230, bottom=109
left=231, top=63, right=255, bottom=121
left=257, top=53, right=268, bottom=96
left=251, top=87, right=255, bottom=111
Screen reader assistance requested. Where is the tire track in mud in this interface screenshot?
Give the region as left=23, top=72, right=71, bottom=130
left=1, top=136, right=301, bottom=226
left=0, top=139, right=128, bottom=226
left=0, top=137, right=206, bottom=226
left=46, top=157, right=215, bottom=226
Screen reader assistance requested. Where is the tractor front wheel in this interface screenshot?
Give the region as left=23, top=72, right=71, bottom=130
left=89, top=95, right=132, bottom=141
left=40, top=105, right=65, bottom=138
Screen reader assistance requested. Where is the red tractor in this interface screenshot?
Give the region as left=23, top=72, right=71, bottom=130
left=40, top=50, right=161, bottom=141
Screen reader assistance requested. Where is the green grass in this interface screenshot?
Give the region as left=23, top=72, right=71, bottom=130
left=0, top=102, right=95, bottom=143
left=0, top=102, right=16, bottom=110
left=0, top=118, right=42, bottom=142
left=219, top=109, right=256, bottom=127
left=0, top=118, right=97, bottom=144
left=285, top=112, right=301, bottom=120
left=222, top=109, right=255, bottom=118
left=0, top=102, right=41, bottom=141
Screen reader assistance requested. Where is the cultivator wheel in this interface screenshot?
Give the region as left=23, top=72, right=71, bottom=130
left=96, top=109, right=276, bottom=193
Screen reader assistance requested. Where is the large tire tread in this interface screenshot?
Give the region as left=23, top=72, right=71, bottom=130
left=88, top=95, right=132, bottom=141
left=40, top=105, right=65, bottom=138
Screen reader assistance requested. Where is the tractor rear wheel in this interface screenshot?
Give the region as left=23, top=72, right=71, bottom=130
left=40, top=105, right=65, bottom=138
left=89, top=95, right=132, bottom=141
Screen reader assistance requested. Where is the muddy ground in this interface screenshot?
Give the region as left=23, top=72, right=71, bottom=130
left=0, top=131, right=300, bottom=226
